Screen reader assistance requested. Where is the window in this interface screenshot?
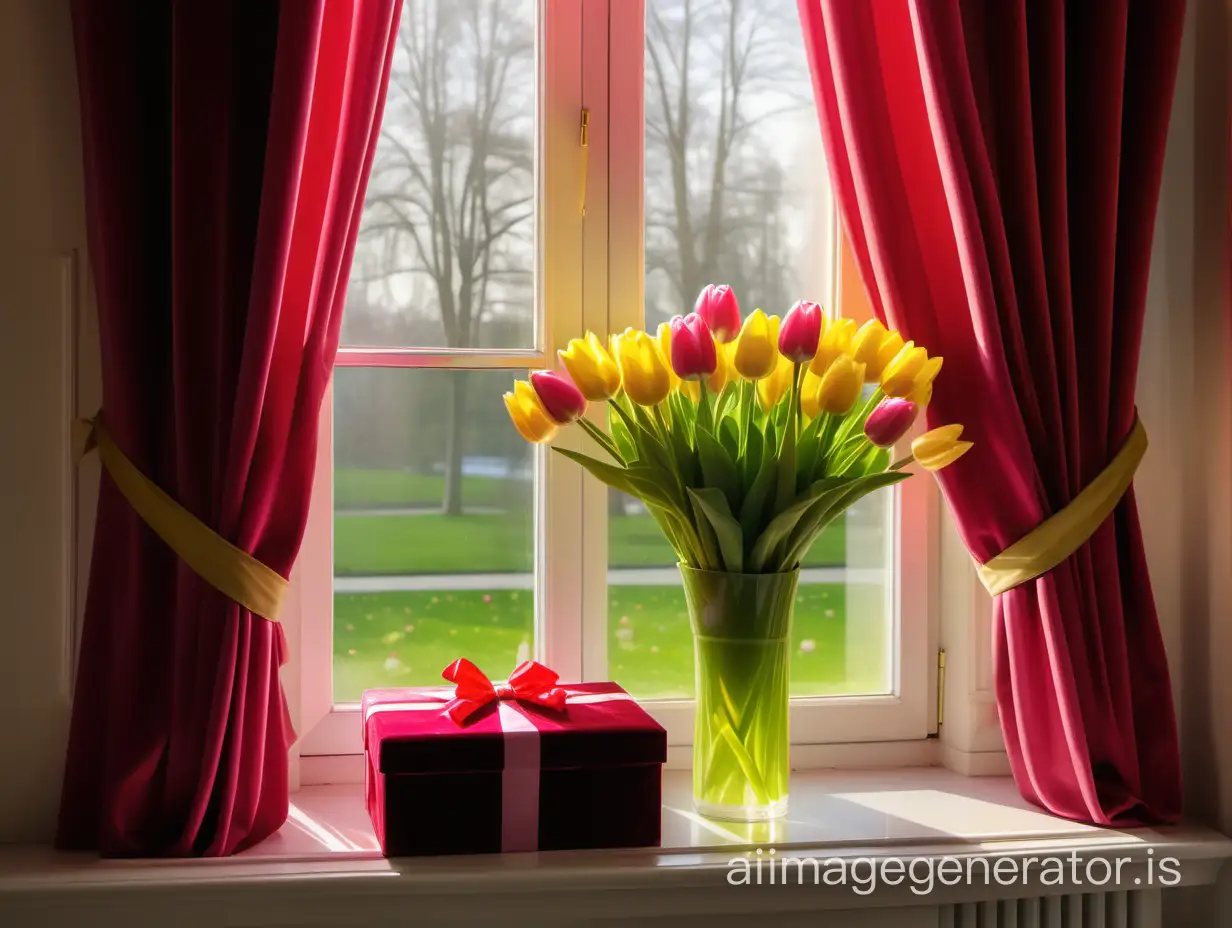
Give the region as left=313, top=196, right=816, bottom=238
left=293, top=0, right=936, bottom=761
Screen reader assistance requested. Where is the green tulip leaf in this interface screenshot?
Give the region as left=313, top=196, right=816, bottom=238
left=552, top=447, right=678, bottom=511
left=719, top=415, right=741, bottom=466
left=762, top=417, right=778, bottom=465
left=714, top=380, right=740, bottom=422
left=643, top=501, right=688, bottom=563
left=739, top=453, right=777, bottom=548
left=575, top=416, right=624, bottom=463
left=857, top=445, right=891, bottom=476
left=696, top=426, right=742, bottom=515
left=696, top=382, right=715, bottom=435
left=669, top=390, right=697, bottom=450
left=630, top=400, right=658, bottom=435
left=742, top=423, right=763, bottom=491
left=607, top=399, right=639, bottom=463
left=620, top=405, right=676, bottom=481
left=749, top=477, right=843, bottom=572
left=691, top=495, right=723, bottom=571
left=687, top=486, right=744, bottom=573
left=663, top=410, right=696, bottom=486
left=773, top=396, right=800, bottom=515
left=781, top=470, right=912, bottom=569
left=739, top=418, right=778, bottom=543
left=796, top=414, right=825, bottom=493
left=772, top=396, right=790, bottom=436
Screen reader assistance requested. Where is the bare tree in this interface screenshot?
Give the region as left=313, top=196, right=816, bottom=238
left=644, top=0, right=808, bottom=322
left=361, top=0, right=534, bottom=516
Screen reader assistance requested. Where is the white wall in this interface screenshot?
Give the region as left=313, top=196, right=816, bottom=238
left=0, top=0, right=89, bottom=843
left=0, top=4, right=1228, bottom=916
left=1138, top=0, right=1231, bottom=922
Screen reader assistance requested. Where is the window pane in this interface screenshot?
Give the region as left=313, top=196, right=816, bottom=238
left=609, top=0, right=893, bottom=699
left=333, top=367, right=534, bottom=702
left=340, top=0, right=537, bottom=351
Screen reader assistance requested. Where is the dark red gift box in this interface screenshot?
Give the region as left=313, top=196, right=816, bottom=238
left=362, top=675, right=667, bottom=857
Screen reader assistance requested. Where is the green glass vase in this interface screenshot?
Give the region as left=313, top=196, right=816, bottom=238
left=681, top=564, right=798, bottom=821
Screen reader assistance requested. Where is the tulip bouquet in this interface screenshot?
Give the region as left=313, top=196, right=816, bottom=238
left=505, top=285, right=970, bottom=576
left=503, top=284, right=971, bottom=820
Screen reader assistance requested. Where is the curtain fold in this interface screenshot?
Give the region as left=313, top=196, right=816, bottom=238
left=799, top=0, right=1185, bottom=824
left=59, top=0, right=401, bottom=856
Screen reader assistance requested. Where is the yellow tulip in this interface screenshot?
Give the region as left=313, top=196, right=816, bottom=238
left=880, top=341, right=928, bottom=397
left=681, top=341, right=735, bottom=400
left=816, top=354, right=866, bottom=415
left=612, top=328, right=671, bottom=406
left=913, top=355, right=943, bottom=391
left=850, top=319, right=889, bottom=381
left=893, top=353, right=943, bottom=404
left=504, top=380, right=558, bottom=444
left=912, top=424, right=973, bottom=471
left=809, top=317, right=857, bottom=376
left=874, top=330, right=905, bottom=378
left=710, top=341, right=736, bottom=392
left=733, top=310, right=781, bottom=380
left=756, top=354, right=794, bottom=411
left=654, top=321, right=681, bottom=390
left=800, top=368, right=823, bottom=419
left=558, top=332, right=621, bottom=401
left=909, top=380, right=933, bottom=408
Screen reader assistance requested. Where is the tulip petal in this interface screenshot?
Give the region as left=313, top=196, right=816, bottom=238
left=881, top=342, right=928, bottom=397
left=817, top=354, right=865, bottom=415
left=614, top=328, right=671, bottom=406
left=694, top=284, right=742, bottom=343
left=559, top=333, right=621, bottom=400
left=505, top=383, right=559, bottom=443
left=912, top=423, right=965, bottom=458
left=918, top=440, right=973, bottom=471
left=873, top=330, right=905, bottom=378
left=850, top=319, right=888, bottom=380
left=810, top=317, right=857, bottom=375
left=733, top=309, right=779, bottom=380
left=530, top=370, right=587, bottom=424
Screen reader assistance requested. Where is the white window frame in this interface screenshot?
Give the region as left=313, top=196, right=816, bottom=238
left=286, top=0, right=940, bottom=773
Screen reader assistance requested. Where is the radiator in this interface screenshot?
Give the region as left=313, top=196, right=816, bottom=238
left=939, top=890, right=1161, bottom=928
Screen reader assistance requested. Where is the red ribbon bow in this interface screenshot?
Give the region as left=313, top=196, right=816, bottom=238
left=441, top=658, right=568, bottom=724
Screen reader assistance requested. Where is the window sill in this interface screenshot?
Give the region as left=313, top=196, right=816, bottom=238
left=1, top=769, right=1228, bottom=927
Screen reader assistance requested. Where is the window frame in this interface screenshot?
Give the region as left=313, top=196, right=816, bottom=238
left=288, top=0, right=939, bottom=768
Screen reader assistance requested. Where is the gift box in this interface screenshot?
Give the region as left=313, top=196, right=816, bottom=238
left=363, top=659, right=667, bottom=857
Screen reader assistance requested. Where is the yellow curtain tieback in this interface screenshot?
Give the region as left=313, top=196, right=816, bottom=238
left=977, top=415, right=1148, bottom=597
left=75, top=414, right=288, bottom=621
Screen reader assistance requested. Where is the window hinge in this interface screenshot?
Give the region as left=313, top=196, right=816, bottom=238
left=936, top=648, right=947, bottom=729
left=579, top=108, right=590, bottom=218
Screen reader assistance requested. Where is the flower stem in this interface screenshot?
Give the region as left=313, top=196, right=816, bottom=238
left=739, top=380, right=754, bottom=460
left=773, top=363, right=803, bottom=516
left=576, top=416, right=622, bottom=462
left=827, top=387, right=883, bottom=464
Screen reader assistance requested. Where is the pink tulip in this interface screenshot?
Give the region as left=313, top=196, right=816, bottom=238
left=669, top=313, right=719, bottom=380
left=864, top=397, right=919, bottom=447
left=778, top=301, right=823, bottom=362
left=530, top=370, right=587, bottom=424
left=693, top=284, right=742, bottom=343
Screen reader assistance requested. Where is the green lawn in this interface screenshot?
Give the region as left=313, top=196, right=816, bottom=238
left=333, top=584, right=886, bottom=702
left=334, top=468, right=520, bottom=510
left=331, top=468, right=876, bottom=700
left=334, top=511, right=847, bottom=575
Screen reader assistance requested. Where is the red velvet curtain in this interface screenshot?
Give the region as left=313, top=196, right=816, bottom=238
left=799, top=0, right=1185, bottom=824
left=59, top=0, right=401, bottom=855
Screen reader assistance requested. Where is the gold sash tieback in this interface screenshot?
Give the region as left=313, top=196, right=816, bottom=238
left=977, top=416, right=1148, bottom=597
left=76, top=413, right=288, bottom=621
